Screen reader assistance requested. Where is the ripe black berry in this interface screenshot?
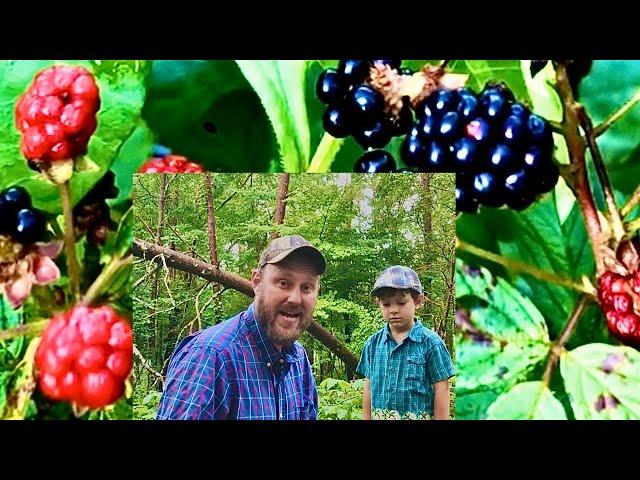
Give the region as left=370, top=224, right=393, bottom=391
left=14, top=208, right=45, bottom=244
left=353, top=119, right=392, bottom=149
left=347, top=85, right=384, bottom=128
left=0, top=186, right=47, bottom=245
left=316, top=68, right=350, bottom=105
left=323, top=104, right=351, bottom=138
left=354, top=150, right=396, bottom=173
left=337, top=60, right=370, bottom=85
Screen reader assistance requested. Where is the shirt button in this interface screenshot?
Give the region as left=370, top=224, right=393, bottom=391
left=267, top=362, right=272, bottom=367
left=279, top=359, right=284, bottom=364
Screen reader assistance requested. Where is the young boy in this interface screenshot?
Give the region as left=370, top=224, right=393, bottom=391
left=356, top=266, right=455, bottom=420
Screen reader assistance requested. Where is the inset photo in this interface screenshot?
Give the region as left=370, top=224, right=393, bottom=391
left=132, top=172, right=456, bottom=420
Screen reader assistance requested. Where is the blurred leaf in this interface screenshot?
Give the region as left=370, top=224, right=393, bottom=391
left=560, top=343, right=640, bottom=420
left=456, top=260, right=550, bottom=394
left=142, top=60, right=275, bottom=172
left=236, top=60, right=310, bottom=172
left=487, top=381, right=567, bottom=419
left=450, top=60, right=529, bottom=104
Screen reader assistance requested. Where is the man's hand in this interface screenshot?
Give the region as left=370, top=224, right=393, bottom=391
left=432, top=379, right=451, bottom=420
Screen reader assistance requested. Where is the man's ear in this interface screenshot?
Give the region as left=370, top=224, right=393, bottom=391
left=251, top=268, right=262, bottom=295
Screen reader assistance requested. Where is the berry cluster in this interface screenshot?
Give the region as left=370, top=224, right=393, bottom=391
left=35, top=305, right=133, bottom=409
left=413, top=85, right=559, bottom=213
left=139, top=153, right=205, bottom=174
left=317, top=60, right=414, bottom=172
left=598, top=271, right=640, bottom=348
left=15, top=65, right=100, bottom=166
left=73, top=171, right=118, bottom=245
left=0, top=186, right=46, bottom=245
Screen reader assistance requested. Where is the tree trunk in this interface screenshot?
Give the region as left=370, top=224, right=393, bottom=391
left=151, top=174, right=168, bottom=366
left=270, top=174, right=290, bottom=240
left=133, top=239, right=359, bottom=371
left=204, top=173, right=222, bottom=320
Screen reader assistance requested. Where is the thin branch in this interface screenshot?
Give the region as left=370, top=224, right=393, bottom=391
left=594, top=89, right=640, bottom=137
left=82, top=254, right=133, bottom=306
left=0, top=319, right=49, bottom=342
left=218, top=174, right=253, bottom=211
left=133, top=344, right=164, bottom=382
left=457, top=239, right=596, bottom=296
left=578, top=107, right=626, bottom=242
left=621, top=184, right=640, bottom=218
left=555, top=62, right=605, bottom=274
left=542, top=294, right=591, bottom=386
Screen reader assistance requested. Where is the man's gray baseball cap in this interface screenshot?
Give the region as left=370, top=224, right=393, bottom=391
left=258, top=235, right=326, bottom=274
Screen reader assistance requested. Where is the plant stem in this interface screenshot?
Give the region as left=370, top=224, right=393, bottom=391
left=578, top=108, right=626, bottom=242
left=82, top=254, right=133, bottom=306
left=542, top=294, right=591, bottom=386
left=593, top=89, right=640, bottom=138
left=457, top=239, right=595, bottom=295
left=554, top=62, right=604, bottom=275
left=625, top=218, right=640, bottom=237
left=621, top=184, right=640, bottom=218
left=0, top=319, right=50, bottom=342
left=307, top=133, right=345, bottom=173
left=60, top=181, right=80, bottom=299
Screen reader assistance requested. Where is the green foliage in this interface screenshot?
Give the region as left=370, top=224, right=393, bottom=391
left=133, top=173, right=455, bottom=419
left=317, top=378, right=364, bottom=420
left=456, top=60, right=640, bottom=420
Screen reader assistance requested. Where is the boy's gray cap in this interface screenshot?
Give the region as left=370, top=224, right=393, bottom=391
left=258, top=235, right=326, bottom=274
left=371, top=265, right=423, bottom=295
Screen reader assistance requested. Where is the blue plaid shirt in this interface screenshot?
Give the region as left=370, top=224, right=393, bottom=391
left=356, top=319, right=455, bottom=419
left=156, top=302, right=318, bottom=420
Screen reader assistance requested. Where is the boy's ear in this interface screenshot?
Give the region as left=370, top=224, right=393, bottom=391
left=415, top=294, right=426, bottom=308
left=375, top=297, right=381, bottom=307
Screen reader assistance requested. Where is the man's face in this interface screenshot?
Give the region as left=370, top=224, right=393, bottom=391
left=375, top=289, right=423, bottom=331
left=251, top=253, right=320, bottom=350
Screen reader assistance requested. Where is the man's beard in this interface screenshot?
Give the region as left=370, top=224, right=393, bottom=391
left=256, top=296, right=312, bottom=349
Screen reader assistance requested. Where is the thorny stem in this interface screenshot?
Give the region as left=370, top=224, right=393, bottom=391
left=60, top=181, right=80, bottom=299
left=554, top=62, right=605, bottom=275
left=457, top=239, right=596, bottom=296
left=0, top=319, right=49, bottom=342
left=578, top=107, right=626, bottom=242
left=621, top=184, right=640, bottom=218
left=593, top=89, right=640, bottom=138
left=542, top=295, right=591, bottom=387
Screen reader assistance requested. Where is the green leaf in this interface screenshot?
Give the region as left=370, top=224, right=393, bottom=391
left=0, top=60, right=147, bottom=214
left=450, top=60, right=529, bottom=104
left=0, top=295, right=22, bottom=330
left=142, top=60, right=276, bottom=172
left=495, top=197, right=577, bottom=338
left=487, top=381, right=568, bottom=419
left=110, top=122, right=154, bottom=204
left=0, top=371, right=10, bottom=417
left=580, top=61, right=640, bottom=170
left=560, top=343, right=640, bottom=419
left=236, top=60, right=310, bottom=172
left=456, top=389, right=502, bottom=420
left=114, top=206, right=133, bottom=258
left=456, top=260, right=550, bottom=394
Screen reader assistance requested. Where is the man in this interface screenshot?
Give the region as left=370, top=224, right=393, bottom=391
left=156, top=235, right=325, bottom=420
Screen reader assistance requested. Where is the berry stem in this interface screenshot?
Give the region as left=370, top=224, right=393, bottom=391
left=307, top=132, right=345, bottom=173
left=82, top=253, right=133, bottom=306
left=554, top=62, right=605, bottom=275
left=0, top=319, right=49, bottom=342
left=578, top=107, right=626, bottom=242
left=60, top=181, right=80, bottom=299
left=593, top=89, right=640, bottom=138
left=625, top=218, right=640, bottom=237
left=457, top=239, right=596, bottom=295
left=621, top=184, right=640, bottom=218
left=541, top=294, right=591, bottom=387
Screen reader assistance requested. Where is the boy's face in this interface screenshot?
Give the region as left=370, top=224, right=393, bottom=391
left=375, top=289, right=424, bottom=331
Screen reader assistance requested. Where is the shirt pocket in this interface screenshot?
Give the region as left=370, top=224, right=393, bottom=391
left=405, top=355, right=427, bottom=394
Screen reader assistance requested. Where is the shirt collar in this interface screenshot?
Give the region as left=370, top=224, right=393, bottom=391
left=383, top=318, right=423, bottom=344
left=244, top=302, right=300, bottom=364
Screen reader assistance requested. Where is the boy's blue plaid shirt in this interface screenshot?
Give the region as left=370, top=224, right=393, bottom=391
left=156, top=303, right=318, bottom=420
left=356, top=319, right=455, bottom=419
